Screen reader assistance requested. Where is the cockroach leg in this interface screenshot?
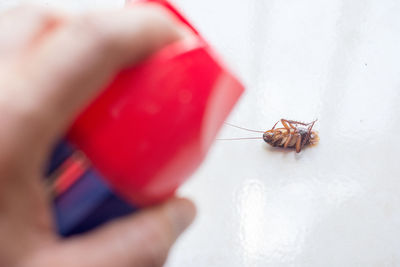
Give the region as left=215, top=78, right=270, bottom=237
left=284, top=134, right=293, bottom=148
left=281, top=119, right=297, bottom=135
left=271, top=121, right=279, bottom=130
left=288, top=122, right=297, bottom=130
left=280, top=119, right=291, bottom=131
left=306, top=120, right=316, bottom=141
left=308, top=120, right=316, bottom=131
left=282, top=119, right=309, bottom=127
left=295, top=133, right=302, bottom=153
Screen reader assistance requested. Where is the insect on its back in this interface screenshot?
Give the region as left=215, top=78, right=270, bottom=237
left=220, top=119, right=319, bottom=153
left=263, top=121, right=318, bottom=153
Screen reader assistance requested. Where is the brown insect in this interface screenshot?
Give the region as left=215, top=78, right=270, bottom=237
left=219, top=119, right=319, bottom=153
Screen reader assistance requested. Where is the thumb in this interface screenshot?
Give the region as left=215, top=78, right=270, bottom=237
left=58, top=198, right=196, bottom=267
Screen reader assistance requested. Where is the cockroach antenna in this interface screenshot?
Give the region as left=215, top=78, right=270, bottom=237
left=217, top=123, right=264, bottom=140
left=216, top=137, right=263, bottom=141
left=223, top=122, right=265, bottom=133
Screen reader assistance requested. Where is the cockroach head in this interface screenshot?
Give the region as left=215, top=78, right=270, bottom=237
left=263, top=131, right=274, bottom=144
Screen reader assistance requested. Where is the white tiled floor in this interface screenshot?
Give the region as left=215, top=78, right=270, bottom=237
left=2, top=0, right=400, bottom=266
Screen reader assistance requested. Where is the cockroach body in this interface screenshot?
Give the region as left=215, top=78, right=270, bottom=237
left=220, top=119, right=319, bottom=153
left=262, top=119, right=318, bottom=153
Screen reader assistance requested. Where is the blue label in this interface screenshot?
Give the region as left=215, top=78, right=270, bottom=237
left=47, top=141, right=136, bottom=236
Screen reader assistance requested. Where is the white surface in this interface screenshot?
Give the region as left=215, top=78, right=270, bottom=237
left=168, top=0, right=400, bottom=266
left=1, top=0, right=400, bottom=266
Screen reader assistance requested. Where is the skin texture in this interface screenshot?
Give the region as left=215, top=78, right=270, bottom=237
left=0, top=4, right=196, bottom=267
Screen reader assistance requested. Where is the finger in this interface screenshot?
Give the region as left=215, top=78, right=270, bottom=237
left=53, top=198, right=196, bottom=267
left=1, top=4, right=191, bottom=158
left=0, top=5, right=61, bottom=58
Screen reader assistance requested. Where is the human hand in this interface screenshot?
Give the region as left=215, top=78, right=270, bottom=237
left=0, top=4, right=195, bottom=267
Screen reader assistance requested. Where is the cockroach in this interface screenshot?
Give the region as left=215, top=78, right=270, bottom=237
left=219, top=119, right=319, bottom=153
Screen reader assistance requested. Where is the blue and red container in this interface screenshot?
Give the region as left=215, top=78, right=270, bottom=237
left=47, top=0, right=244, bottom=236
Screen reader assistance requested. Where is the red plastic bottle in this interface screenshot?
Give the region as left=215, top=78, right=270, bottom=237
left=56, top=0, right=244, bottom=208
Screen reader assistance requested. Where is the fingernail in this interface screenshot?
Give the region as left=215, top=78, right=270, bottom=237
left=166, top=198, right=196, bottom=235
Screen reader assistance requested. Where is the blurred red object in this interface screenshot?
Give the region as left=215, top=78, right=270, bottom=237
left=67, top=0, right=244, bottom=206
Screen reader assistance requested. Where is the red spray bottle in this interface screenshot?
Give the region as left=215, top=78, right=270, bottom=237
left=47, top=0, right=244, bottom=235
